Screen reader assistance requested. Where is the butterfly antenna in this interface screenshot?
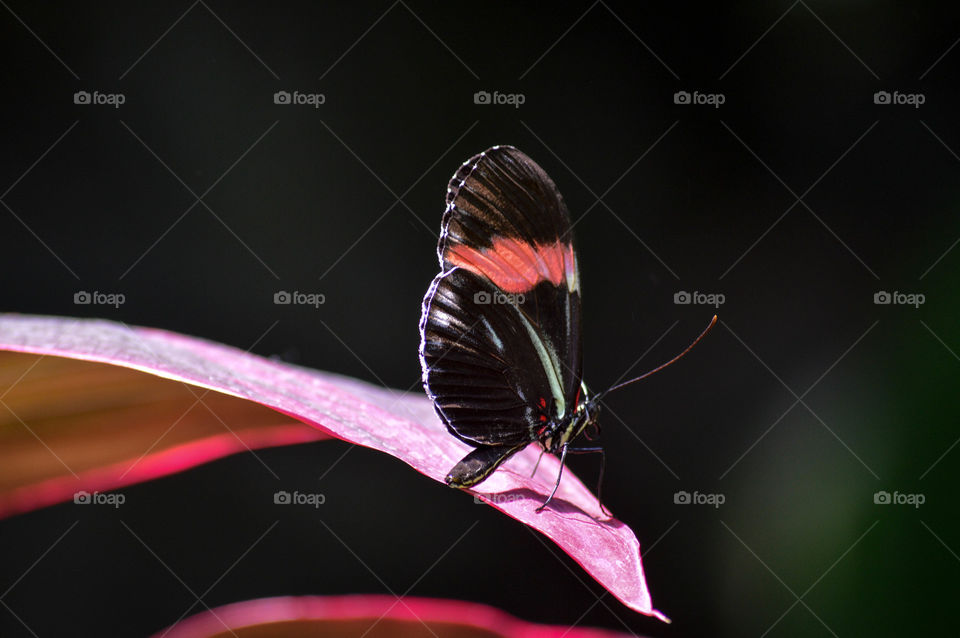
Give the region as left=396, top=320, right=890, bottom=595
left=597, top=315, right=717, bottom=400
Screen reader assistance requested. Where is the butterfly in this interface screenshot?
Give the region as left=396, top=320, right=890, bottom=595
left=419, top=145, right=715, bottom=511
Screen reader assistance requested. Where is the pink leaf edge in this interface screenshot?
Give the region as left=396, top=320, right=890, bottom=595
left=152, top=595, right=642, bottom=638
left=0, top=425, right=327, bottom=519
left=0, top=314, right=668, bottom=622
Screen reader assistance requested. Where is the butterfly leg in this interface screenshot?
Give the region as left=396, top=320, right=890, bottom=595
left=536, top=442, right=569, bottom=512
left=530, top=447, right=547, bottom=478
left=567, top=445, right=611, bottom=516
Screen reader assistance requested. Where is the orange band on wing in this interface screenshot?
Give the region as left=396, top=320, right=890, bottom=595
left=447, top=237, right=577, bottom=293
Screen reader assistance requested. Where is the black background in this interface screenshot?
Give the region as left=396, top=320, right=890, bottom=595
left=1, top=2, right=959, bottom=637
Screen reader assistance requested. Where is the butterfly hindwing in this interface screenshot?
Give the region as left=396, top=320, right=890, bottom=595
left=421, top=268, right=573, bottom=445
left=420, top=146, right=583, bottom=449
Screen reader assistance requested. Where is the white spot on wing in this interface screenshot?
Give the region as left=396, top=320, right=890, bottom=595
left=513, top=308, right=566, bottom=419
left=480, top=315, right=504, bottom=352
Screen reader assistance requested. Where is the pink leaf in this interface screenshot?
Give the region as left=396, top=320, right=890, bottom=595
left=0, top=350, right=328, bottom=518
left=0, top=314, right=667, bottom=621
left=153, top=595, right=642, bottom=638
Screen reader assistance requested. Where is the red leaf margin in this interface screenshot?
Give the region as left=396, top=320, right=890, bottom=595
left=152, top=595, right=643, bottom=638
left=0, top=315, right=668, bottom=622
left=0, top=423, right=327, bottom=518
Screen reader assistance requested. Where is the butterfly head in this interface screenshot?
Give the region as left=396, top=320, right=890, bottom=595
left=540, top=390, right=602, bottom=454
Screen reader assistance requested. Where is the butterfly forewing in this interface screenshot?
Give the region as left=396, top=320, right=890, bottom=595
left=420, top=146, right=583, bottom=449
left=439, top=145, right=574, bottom=257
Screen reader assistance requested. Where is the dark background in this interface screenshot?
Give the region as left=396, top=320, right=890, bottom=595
left=1, top=2, right=958, bottom=636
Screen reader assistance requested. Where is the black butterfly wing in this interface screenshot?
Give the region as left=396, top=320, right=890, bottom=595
left=420, top=146, right=583, bottom=448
